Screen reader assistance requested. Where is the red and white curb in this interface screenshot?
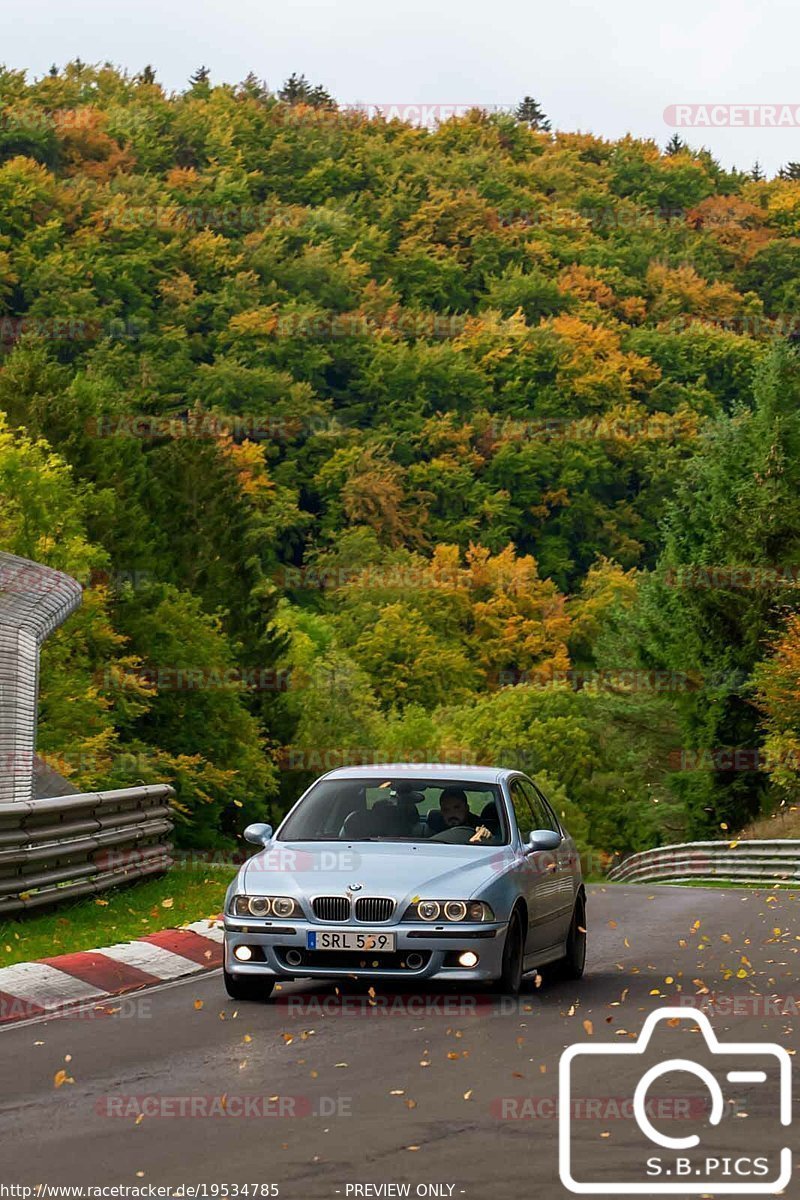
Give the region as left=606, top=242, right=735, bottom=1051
left=0, top=920, right=223, bottom=1025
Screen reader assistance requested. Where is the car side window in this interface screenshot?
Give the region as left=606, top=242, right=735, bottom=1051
left=509, top=779, right=537, bottom=838
left=521, top=780, right=561, bottom=835
left=536, top=787, right=563, bottom=835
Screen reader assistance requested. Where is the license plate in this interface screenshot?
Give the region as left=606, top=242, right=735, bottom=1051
left=307, top=929, right=396, bottom=952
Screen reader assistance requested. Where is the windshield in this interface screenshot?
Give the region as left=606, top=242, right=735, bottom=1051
left=277, top=777, right=509, bottom=845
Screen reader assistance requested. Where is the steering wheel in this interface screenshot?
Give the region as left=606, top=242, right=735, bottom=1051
left=430, top=825, right=477, bottom=844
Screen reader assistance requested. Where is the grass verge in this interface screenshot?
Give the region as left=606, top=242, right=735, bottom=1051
left=0, top=866, right=229, bottom=970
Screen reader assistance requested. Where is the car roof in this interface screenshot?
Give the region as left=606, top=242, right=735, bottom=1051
left=318, top=763, right=516, bottom=785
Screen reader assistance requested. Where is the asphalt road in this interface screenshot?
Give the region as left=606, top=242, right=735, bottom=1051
left=1, top=884, right=798, bottom=1199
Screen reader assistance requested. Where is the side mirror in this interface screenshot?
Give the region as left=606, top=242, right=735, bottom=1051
left=244, top=822, right=273, bottom=846
left=524, top=828, right=561, bottom=853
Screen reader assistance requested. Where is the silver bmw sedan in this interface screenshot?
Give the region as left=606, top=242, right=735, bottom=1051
left=223, top=764, right=586, bottom=999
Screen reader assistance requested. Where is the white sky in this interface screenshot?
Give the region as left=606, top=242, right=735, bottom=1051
left=2, top=0, right=799, bottom=175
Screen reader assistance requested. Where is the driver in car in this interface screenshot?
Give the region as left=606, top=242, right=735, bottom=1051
left=438, top=788, right=493, bottom=843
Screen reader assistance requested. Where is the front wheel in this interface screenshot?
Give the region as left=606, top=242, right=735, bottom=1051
left=223, top=969, right=275, bottom=1002
left=491, top=910, right=524, bottom=995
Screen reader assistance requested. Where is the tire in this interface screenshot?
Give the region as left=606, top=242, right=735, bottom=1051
left=492, top=909, right=524, bottom=995
left=223, top=969, right=275, bottom=1003
left=556, top=895, right=587, bottom=981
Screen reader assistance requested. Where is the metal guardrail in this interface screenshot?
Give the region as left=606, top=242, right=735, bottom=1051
left=0, top=784, right=175, bottom=916
left=608, top=839, right=800, bottom=885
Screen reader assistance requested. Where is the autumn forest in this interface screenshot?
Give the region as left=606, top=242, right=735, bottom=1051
left=2, top=63, right=800, bottom=862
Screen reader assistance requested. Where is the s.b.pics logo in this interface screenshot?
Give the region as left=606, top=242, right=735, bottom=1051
left=559, top=1008, right=792, bottom=1194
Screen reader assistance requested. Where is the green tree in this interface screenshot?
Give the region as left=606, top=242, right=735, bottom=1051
left=628, top=344, right=800, bottom=835
left=278, top=73, right=335, bottom=109
left=514, top=96, right=551, bottom=131
left=113, top=583, right=277, bottom=843
left=188, top=65, right=211, bottom=94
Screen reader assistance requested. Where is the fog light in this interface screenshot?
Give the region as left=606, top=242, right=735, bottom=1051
left=458, top=951, right=479, bottom=968
left=234, top=945, right=253, bottom=962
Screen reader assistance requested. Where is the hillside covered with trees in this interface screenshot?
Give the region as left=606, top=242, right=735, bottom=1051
left=2, top=61, right=800, bottom=859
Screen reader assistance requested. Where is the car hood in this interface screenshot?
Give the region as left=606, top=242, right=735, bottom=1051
left=241, top=840, right=509, bottom=902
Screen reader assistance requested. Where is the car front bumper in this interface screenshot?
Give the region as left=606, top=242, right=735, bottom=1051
left=223, top=917, right=508, bottom=982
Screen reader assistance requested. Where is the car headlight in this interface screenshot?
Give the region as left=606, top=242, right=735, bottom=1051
left=403, top=900, right=494, bottom=922
left=231, top=895, right=299, bottom=918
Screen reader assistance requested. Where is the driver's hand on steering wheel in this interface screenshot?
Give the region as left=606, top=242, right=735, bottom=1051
left=469, top=825, right=492, bottom=843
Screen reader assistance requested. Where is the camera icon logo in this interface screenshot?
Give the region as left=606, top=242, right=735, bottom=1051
left=559, top=1006, right=792, bottom=1194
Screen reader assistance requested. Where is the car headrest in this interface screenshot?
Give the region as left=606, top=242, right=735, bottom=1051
left=480, top=800, right=500, bottom=831
left=426, top=809, right=447, bottom=832
left=398, top=790, right=424, bottom=807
